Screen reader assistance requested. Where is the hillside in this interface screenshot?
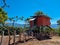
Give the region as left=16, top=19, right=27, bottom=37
left=5, top=23, right=58, bottom=28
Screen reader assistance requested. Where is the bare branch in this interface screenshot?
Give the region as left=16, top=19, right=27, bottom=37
left=1, top=0, right=10, bottom=8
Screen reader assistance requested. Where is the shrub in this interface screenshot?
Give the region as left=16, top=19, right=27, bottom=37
left=54, top=26, right=60, bottom=36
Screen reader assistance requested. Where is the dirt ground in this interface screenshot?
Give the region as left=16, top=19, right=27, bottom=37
left=0, top=36, right=60, bottom=45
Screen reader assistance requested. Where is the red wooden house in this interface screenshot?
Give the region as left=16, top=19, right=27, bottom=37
left=29, top=15, right=51, bottom=28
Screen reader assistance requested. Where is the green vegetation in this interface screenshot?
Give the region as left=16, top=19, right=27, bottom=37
left=57, top=20, right=60, bottom=25
left=0, top=8, right=8, bottom=35
left=0, top=8, right=8, bottom=26
left=35, top=11, right=44, bottom=16
left=54, top=26, right=60, bottom=36
left=0, top=7, right=60, bottom=45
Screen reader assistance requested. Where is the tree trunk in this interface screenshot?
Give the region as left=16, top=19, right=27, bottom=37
left=19, top=33, right=21, bottom=41
left=1, top=31, right=4, bottom=45
left=0, top=31, right=2, bottom=45
left=28, top=32, right=30, bottom=39
left=8, top=28, right=10, bottom=45
left=13, top=30, right=16, bottom=45
left=12, top=21, right=15, bottom=27
left=23, top=32, right=26, bottom=43
left=0, top=23, right=5, bottom=45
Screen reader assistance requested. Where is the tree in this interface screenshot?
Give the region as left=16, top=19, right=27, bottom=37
left=18, top=16, right=24, bottom=42
left=35, top=11, right=44, bottom=16
left=7, top=17, right=14, bottom=45
left=9, top=16, right=24, bottom=45
left=0, top=8, right=8, bottom=26
left=0, top=8, right=8, bottom=45
left=34, top=11, right=50, bottom=18
left=1, top=0, right=9, bottom=8
left=0, top=7, right=8, bottom=31
left=8, top=17, right=17, bottom=45
left=25, top=18, right=32, bottom=27
left=26, top=18, right=30, bottom=23
left=57, top=20, right=60, bottom=25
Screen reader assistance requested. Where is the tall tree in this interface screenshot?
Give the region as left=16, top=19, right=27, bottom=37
left=0, top=8, right=8, bottom=26
left=9, top=16, right=24, bottom=45
left=0, top=8, right=8, bottom=45
left=18, top=16, right=24, bottom=42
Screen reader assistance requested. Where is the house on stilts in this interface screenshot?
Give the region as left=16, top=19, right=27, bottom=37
left=29, top=14, right=52, bottom=33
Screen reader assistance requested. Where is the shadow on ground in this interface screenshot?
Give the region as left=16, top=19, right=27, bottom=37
left=10, top=35, right=51, bottom=45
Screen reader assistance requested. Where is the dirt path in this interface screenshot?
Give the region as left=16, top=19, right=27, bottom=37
left=0, top=36, right=60, bottom=45
left=1, top=36, right=9, bottom=45
left=17, top=36, right=60, bottom=45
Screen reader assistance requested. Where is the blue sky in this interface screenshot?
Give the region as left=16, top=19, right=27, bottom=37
left=0, top=0, right=60, bottom=24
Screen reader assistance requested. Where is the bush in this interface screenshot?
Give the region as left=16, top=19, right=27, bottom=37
left=55, top=26, right=60, bottom=36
